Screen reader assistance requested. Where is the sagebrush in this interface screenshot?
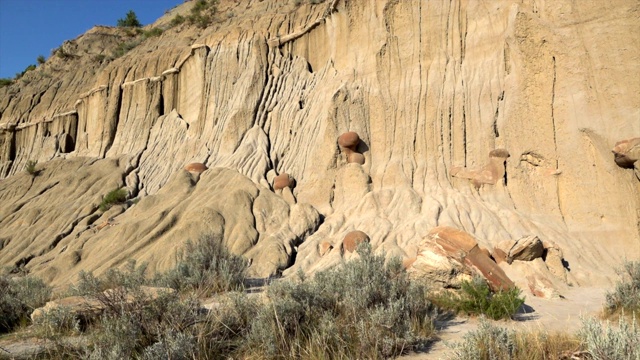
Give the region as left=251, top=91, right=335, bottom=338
left=606, top=260, right=640, bottom=315
left=0, top=275, right=51, bottom=333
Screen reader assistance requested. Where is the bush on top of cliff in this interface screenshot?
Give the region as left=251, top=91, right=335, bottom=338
left=117, top=10, right=142, bottom=28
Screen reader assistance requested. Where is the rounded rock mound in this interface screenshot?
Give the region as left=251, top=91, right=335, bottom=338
left=342, top=230, right=370, bottom=253
left=273, top=173, right=295, bottom=190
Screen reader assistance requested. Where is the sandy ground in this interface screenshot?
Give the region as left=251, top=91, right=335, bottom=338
left=402, top=287, right=608, bottom=359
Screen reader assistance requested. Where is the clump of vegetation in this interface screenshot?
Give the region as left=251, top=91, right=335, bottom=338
left=170, top=14, right=186, bottom=27
left=25, top=159, right=38, bottom=176
left=580, top=315, right=640, bottom=360
left=0, top=275, right=51, bottom=333
left=99, top=188, right=128, bottom=211
left=111, top=39, right=142, bottom=59
left=37, top=55, right=46, bottom=65
left=606, top=260, right=640, bottom=316
left=142, top=27, right=163, bottom=39
left=431, top=276, right=525, bottom=320
left=0, top=78, right=13, bottom=87
left=243, top=243, right=435, bottom=359
left=14, top=64, right=36, bottom=81
left=450, top=315, right=640, bottom=360
left=117, top=10, right=142, bottom=28
left=53, top=46, right=74, bottom=60
left=187, top=0, right=218, bottom=28
left=156, top=235, right=248, bottom=296
left=449, top=318, right=581, bottom=360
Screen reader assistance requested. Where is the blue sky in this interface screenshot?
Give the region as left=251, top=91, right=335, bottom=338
left=0, top=0, right=182, bottom=79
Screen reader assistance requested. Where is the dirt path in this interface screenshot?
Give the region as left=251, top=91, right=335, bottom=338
left=403, top=287, right=608, bottom=359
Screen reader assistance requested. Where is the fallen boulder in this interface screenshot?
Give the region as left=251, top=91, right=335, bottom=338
left=410, top=226, right=514, bottom=291
left=509, top=235, right=544, bottom=262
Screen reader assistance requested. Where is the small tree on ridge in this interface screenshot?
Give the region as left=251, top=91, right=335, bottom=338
left=117, top=10, right=142, bottom=28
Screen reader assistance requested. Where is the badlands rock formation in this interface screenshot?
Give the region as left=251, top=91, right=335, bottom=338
left=0, top=0, right=639, bottom=294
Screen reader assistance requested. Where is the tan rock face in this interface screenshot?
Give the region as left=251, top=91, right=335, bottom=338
left=342, top=230, right=370, bottom=253
left=347, top=152, right=365, bottom=165
left=318, top=241, right=333, bottom=256
left=0, top=0, right=638, bottom=288
left=451, top=149, right=510, bottom=187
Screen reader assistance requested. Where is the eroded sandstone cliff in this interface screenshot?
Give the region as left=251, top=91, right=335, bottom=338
left=0, top=0, right=638, bottom=293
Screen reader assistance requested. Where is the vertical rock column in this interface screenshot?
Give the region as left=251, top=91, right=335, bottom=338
left=75, top=85, right=113, bottom=157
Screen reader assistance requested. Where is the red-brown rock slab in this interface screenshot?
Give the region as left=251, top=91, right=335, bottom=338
left=492, top=248, right=508, bottom=264
left=338, top=131, right=360, bottom=150
left=429, top=226, right=478, bottom=254
left=184, top=162, right=208, bottom=173
left=342, top=230, right=370, bottom=253
left=428, top=226, right=514, bottom=291
left=464, top=246, right=514, bottom=292
left=273, top=173, right=294, bottom=190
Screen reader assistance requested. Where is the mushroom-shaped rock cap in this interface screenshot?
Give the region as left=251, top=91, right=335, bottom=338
left=489, top=149, right=510, bottom=158
left=184, top=163, right=208, bottom=173
left=338, top=131, right=360, bottom=149
left=273, top=173, right=295, bottom=190
left=342, top=230, right=370, bottom=253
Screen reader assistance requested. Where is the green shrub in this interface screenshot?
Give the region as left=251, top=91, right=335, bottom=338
left=170, top=14, right=185, bottom=27
left=37, top=55, right=46, bottom=64
left=117, top=10, right=142, bottom=27
left=0, top=78, right=13, bottom=87
left=155, top=235, right=248, bottom=295
left=187, top=0, right=218, bottom=28
left=25, top=159, right=38, bottom=175
left=99, top=188, right=128, bottom=211
left=142, top=27, right=163, bottom=39
left=431, top=277, right=524, bottom=320
left=112, top=39, right=141, bottom=59
left=53, top=46, right=74, bottom=59
left=580, top=315, right=640, bottom=360
left=243, top=243, right=435, bottom=359
left=606, top=260, right=640, bottom=315
left=0, top=275, right=51, bottom=333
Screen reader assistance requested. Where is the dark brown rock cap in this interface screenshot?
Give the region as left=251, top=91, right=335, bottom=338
left=342, top=230, right=370, bottom=253
left=338, top=131, right=360, bottom=150
left=273, top=173, right=295, bottom=190
left=184, top=162, right=208, bottom=173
